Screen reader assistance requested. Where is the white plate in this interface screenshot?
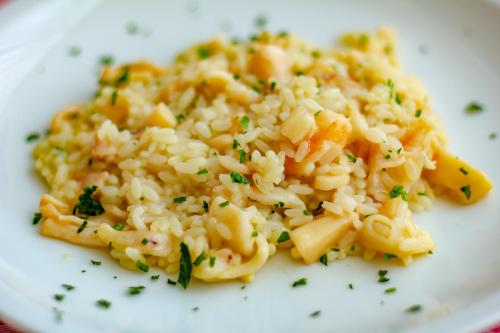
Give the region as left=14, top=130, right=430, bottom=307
left=0, top=1, right=499, bottom=332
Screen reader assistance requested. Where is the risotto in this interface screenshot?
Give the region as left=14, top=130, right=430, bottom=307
left=33, top=27, right=493, bottom=286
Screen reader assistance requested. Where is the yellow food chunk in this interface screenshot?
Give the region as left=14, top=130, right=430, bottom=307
left=146, top=103, right=176, bottom=128
left=424, top=149, right=493, bottom=204
left=281, top=108, right=317, bottom=144
left=290, top=216, right=351, bottom=264
left=248, top=45, right=288, bottom=79
left=210, top=197, right=255, bottom=257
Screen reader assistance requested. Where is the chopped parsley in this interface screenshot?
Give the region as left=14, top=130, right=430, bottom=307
left=270, top=81, right=276, bottom=91
left=209, top=256, right=216, bottom=267
left=177, top=242, right=192, bottom=289
left=197, top=46, right=211, bottom=59
left=173, top=196, right=187, bottom=204
left=90, top=260, right=101, bottom=266
left=76, top=220, right=88, bottom=234
left=96, top=299, right=111, bottom=309
left=192, top=306, right=200, bottom=312
left=319, top=254, right=328, bottom=266
left=115, top=68, right=129, bottom=85
left=136, top=260, right=149, bottom=273
left=415, top=109, right=422, bottom=118
left=128, top=285, right=145, bottom=295
left=254, top=14, right=267, bottom=28
left=490, top=132, right=497, bottom=140
left=405, top=304, right=422, bottom=313
left=311, top=50, right=321, bottom=58
left=240, top=115, right=250, bottom=129
left=347, top=154, right=357, bottom=163
left=332, top=248, right=340, bottom=252
left=459, top=167, right=468, bottom=175
left=193, top=251, right=207, bottom=266
left=68, top=46, right=81, bottom=57
left=26, top=132, right=40, bottom=142
left=202, top=200, right=209, bottom=212
left=53, top=294, right=65, bottom=302
left=383, top=253, right=397, bottom=261
left=277, top=31, right=289, bottom=38
left=113, top=223, right=125, bottom=231
left=52, top=307, right=64, bottom=322
left=309, top=310, right=321, bottom=318
left=385, top=287, right=397, bottom=294
left=460, top=185, right=472, bottom=200
left=61, top=284, right=75, bottom=291
left=126, top=22, right=139, bottom=35
left=350, top=244, right=356, bottom=252
left=292, top=277, right=308, bottom=287
left=167, top=279, right=177, bottom=285
left=303, top=210, right=310, bottom=216
left=238, top=149, right=246, bottom=163
left=197, top=168, right=208, bottom=175
left=111, top=90, right=118, bottom=105
left=175, top=113, right=186, bottom=123
left=151, top=275, right=160, bottom=281
left=378, top=270, right=390, bottom=283
left=312, top=202, right=324, bottom=216
left=465, top=102, right=483, bottom=114
left=389, top=185, right=409, bottom=201
left=32, top=212, right=42, bottom=225
left=241, top=285, right=246, bottom=290
left=251, top=84, right=260, bottom=93
left=348, top=283, right=354, bottom=290
left=99, top=55, right=114, bottom=66
left=230, top=171, right=250, bottom=184
left=314, top=110, right=322, bottom=117
left=141, top=238, right=149, bottom=245
left=73, top=186, right=105, bottom=217
left=219, top=200, right=230, bottom=207
left=277, top=231, right=290, bottom=243
left=274, top=201, right=285, bottom=208
left=251, top=231, right=258, bottom=237
left=232, top=139, right=240, bottom=149
left=395, top=93, right=402, bottom=105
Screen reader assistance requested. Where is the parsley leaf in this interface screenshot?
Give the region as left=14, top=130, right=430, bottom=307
left=319, top=254, right=328, bottom=266
left=465, top=102, right=483, bottom=114
left=76, top=220, right=88, bottom=234
left=136, top=260, right=149, bottom=273
left=53, top=294, right=65, bottom=302
left=389, top=185, right=409, bottom=201
left=90, top=260, right=101, bottom=266
left=238, top=149, right=246, bottom=163
left=277, top=231, right=290, bottom=243
left=61, top=284, right=75, bottom=291
left=292, top=277, right=308, bottom=287
left=460, top=185, right=472, bottom=200
left=96, top=299, right=111, bottom=309
left=240, top=116, right=250, bottom=129
left=383, top=253, right=397, bottom=261
left=197, top=46, right=211, bottom=59
left=459, top=167, right=468, bottom=175
left=197, top=168, right=208, bottom=175
left=202, top=200, right=209, bottom=212
left=193, top=251, right=207, bottom=266
left=173, top=196, right=187, bottom=204
left=73, top=186, right=105, bottom=217
left=309, top=310, right=321, bottom=318
left=32, top=212, right=42, bottom=225
left=128, top=285, right=145, bottom=295
left=113, top=223, right=124, bottom=231
left=26, top=132, right=40, bottom=142
left=177, top=242, right=192, bottom=289
left=230, top=171, right=250, bottom=184
left=405, top=304, right=422, bottom=313
left=385, top=287, right=397, bottom=294
left=219, top=200, right=230, bottom=207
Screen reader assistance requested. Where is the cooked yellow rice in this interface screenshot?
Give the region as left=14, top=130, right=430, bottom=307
left=33, top=27, right=492, bottom=283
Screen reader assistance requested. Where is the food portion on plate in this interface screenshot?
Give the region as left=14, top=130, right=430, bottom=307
left=32, top=27, right=492, bottom=286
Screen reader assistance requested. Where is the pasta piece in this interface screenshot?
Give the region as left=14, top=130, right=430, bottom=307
left=290, top=215, right=352, bottom=264
left=209, top=197, right=254, bottom=257
left=248, top=186, right=305, bottom=209
left=424, top=148, right=493, bottom=204
left=193, top=236, right=269, bottom=282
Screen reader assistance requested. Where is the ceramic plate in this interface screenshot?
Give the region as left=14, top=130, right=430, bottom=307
left=0, top=1, right=499, bottom=332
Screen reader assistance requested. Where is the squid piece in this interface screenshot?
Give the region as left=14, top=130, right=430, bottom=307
left=290, top=215, right=352, bottom=264
left=97, top=224, right=171, bottom=257
left=146, top=102, right=177, bottom=128
left=209, top=197, right=255, bottom=257
left=424, top=148, right=493, bottom=204
left=40, top=218, right=104, bottom=247
left=193, top=236, right=269, bottom=282
left=360, top=214, right=434, bottom=257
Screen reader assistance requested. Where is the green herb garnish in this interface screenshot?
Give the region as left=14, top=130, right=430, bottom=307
left=270, top=81, right=276, bottom=91
left=76, top=220, right=88, bottom=234
left=151, top=275, right=160, bottom=280
left=415, top=109, right=422, bottom=118
left=232, top=139, right=240, bottom=149
left=173, top=196, right=187, bottom=204
left=240, top=115, right=250, bottom=129
left=167, top=279, right=177, bottom=285
left=175, top=113, right=186, bottom=123
left=73, top=186, right=105, bottom=217
left=61, top=284, right=75, bottom=291
left=459, top=167, right=468, bottom=175
left=32, top=212, right=42, bottom=225
left=209, top=256, right=216, bottom=267
left=254, top=14, right=267, bottom=28
left=99, top=55, right=114, bottom=66
left=238, top=149, right=246, bottom=163
left=347, top=154, right=357, bottom=163
left=292, top=277, right=308, bottom=287
left=197, top=168, right=208, bottom=175
left=348, top=283, right=353, bottom=290
left=90, top=260, right=101, bottom=266
left=136, top=260, right=149, bottom=273
left=113, top=223, right=124, bottom=231
left=405, top=304, right=422, bottom=313
left=309, top=310, right=321, bottom=318
left=277, top=231, right=290, bottom=243
left=202, top=200, right=209, bottom=212
left=177, top=242, right=192, bottom=289
left=389, top=185, right=409, bottom=201
left=319, top=254, right=328, bottom=266
left=230, top=171, right=250, bottom=184
left=465, top=102, right=483, bottom=114
left=126, top=22, right=139, bottom=35
left=385, top=287, right=397, bottom=294
left=460, top=185, right=472, bottom=200
left=53, top=294, right=65, bottom=302
left=274, top=201, right=285, bottom=208
left=197, top=46, right=211, bottom=59
left=219, top=200, right=230, bottom=207
left=141, top=238, right=148, bottom=245
left=128, top=285, right=145, bottom=295
left=68, top=46, right=81, bottom=57
left=26, top=132, right=40, bottom=142
left=383, top=253, right=397, bottom=261
left=96, top=299, right=111, bottom=309
left=193, top=251, right=207, bottom=266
